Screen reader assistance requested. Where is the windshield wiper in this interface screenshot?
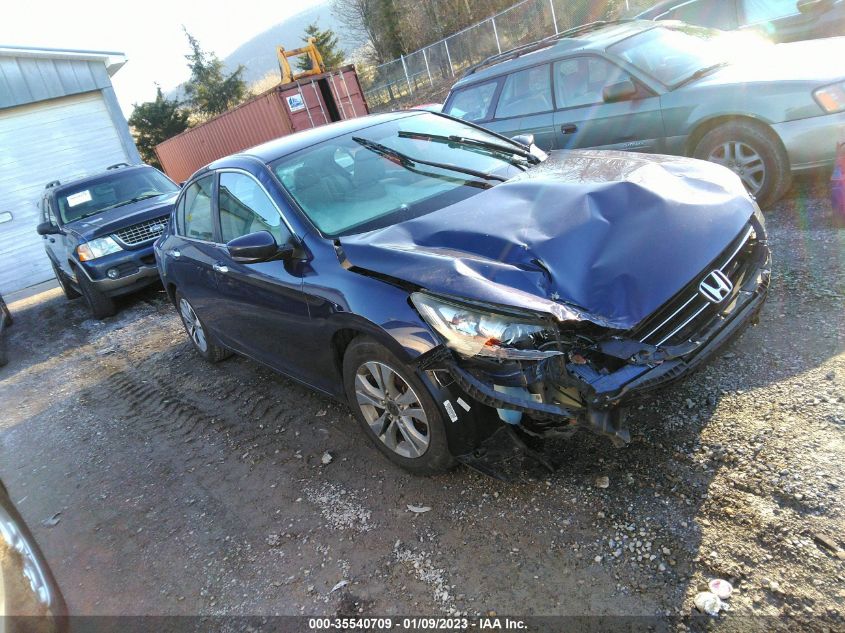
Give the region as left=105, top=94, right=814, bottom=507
left=673, top=62, right=729, bottom=89
left=98, top=193, right=166, bottom=213
left=352, top=137, right=507, bottom=183
left=397, top=131, right=541, bottom=166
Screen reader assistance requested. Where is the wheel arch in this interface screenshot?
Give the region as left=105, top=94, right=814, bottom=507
left=685, top=114, right=789, bottom=167
left=329, top=315, right=440, bottom=385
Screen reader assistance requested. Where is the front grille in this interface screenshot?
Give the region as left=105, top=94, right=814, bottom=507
left=633, top=223, right=761, bottom=348
left=113, top=215, right=169, bottom=246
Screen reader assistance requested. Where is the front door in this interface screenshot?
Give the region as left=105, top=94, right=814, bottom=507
left=552, top=56, right=665, bottom=153
left=210, top=170, right=310, bottom=376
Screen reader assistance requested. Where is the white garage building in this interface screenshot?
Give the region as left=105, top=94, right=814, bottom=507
left=0, top=46, right=141, bottom=295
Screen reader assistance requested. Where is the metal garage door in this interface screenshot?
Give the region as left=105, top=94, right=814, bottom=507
left=0, top=91, right=130, bottom=294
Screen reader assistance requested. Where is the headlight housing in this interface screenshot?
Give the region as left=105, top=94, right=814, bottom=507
left=77, top=236, right=122, bottom=261
left=411, top=292, right=561, bottom=360
left=814, top=82, right=845, bottom=114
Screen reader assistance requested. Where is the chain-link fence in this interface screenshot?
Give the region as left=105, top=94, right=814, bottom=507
left=360, top=0, right=640, bottom=110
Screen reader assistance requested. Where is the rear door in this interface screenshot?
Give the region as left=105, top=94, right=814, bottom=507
left=169, top=175, right=224, bottom=323
left=487, top=64, right=558, bottom=150
left=551, top=55, right=665, bottom=153
left=210, top=170, right=310, bottom=375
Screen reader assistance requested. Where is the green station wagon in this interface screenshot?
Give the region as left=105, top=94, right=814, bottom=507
left=442, top=21, right=845, bottom=207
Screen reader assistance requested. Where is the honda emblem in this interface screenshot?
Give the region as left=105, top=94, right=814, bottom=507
left=698, top=270, right=733, bottom=304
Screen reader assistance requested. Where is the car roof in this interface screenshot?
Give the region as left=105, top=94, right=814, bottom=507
left=449, top=20, right=659, bottom=89
left=48, top=164, right=155, bottom=196
left=215, top=111, right=426, bottom=165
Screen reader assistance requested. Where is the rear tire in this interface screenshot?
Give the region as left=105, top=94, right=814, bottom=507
left=52, top=261, right=81, bottom=300
left=694, top=121, right=791, bottom=209
left=76, top=269, right=116, bottom=319
left=175, top=291, right=231, bottom=363
left=342, top=336, right=456, bottom=475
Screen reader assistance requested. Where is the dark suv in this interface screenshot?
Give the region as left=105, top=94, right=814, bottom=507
left=37, top=163, right=179, bottom=318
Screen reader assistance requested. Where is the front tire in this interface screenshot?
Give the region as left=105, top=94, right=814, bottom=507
left=76, top=269, right=116, bottom=319
left=175, top=291, right=231, bottom=363
left=694, top=121, right=791, bottom=209
left=342, top=336, right=456, bottom=475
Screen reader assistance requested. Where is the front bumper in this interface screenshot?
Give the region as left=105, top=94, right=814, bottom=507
left=76, top=244, right=160, bottom=297
left=773, top=110, right=845, bottom=172
left=422, top=222, right=771, bottom=450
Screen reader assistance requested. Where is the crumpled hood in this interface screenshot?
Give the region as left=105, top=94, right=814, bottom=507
left=66, top=194, right=177, bottom=241
left=339, top=150, right=756, bottom=331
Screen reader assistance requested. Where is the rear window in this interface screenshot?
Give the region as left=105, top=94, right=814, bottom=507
left=444, top=81, right=498, bottom=122
left=56, top=167, right=178, bottom=224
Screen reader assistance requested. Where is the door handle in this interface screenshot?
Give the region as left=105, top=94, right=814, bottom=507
left=213, top=263, right=229, bottom=274
left=48, top=238, right=55, bottom=243
left=560, top=123, right=578, bottom=135
left=169, top=249, right=181, bottom=258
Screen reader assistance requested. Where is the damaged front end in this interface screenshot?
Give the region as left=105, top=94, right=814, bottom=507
left=412, top=216, right=770, bottom=475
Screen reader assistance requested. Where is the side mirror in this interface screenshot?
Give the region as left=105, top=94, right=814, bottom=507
left=798, top=0, right=833, bottom=14
left=603, top=79, right=638, bottom=103
left=226, top=230, right=295, bottom=264
left=511, top=134, right=535, bottom=149
left=36, top=222, right=61, bottom=236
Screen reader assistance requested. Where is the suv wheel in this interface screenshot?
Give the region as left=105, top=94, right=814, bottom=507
left=76, top=270, right=116, bottom=319
left=694, top=121, right=791, bottom=209
left=176, top=291, right=231, bottom=363
left=342, top=336, right=455, bottom=475
left=51, top=261, right=81, bottom=300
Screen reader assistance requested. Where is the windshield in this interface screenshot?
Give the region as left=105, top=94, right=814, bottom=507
left=271, top=113, right=529, bottom=236
left=57, top=167, right=178, bottom=223
left=609, top=26, right=731, bottom=87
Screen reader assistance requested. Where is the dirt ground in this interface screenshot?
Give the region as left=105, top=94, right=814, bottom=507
left=1, top=178, right=844, bottom=631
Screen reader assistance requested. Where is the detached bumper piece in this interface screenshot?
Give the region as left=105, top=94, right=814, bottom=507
left=426, top=220, right=770, bottom=460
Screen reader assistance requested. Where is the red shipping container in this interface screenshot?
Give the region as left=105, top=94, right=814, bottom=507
left=155, top=65, right=368, bottom=183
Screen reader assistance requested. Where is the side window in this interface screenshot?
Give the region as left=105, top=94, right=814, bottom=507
left=554, top=57, right=631, bottom=109
left=669, top=0, right=737, bottom=29
left=182, top=176, right=215, bottom=241
left=494, top=65, right=552, bottom=119
left=742, top=0, right=799, bottom=24
left=218, top=172, right=291, bottom=245
left=444, top=81, right=498, bottom=122
left=174, top=195, right=186, bottom=234
left=43, top=198, right=57, bottom=225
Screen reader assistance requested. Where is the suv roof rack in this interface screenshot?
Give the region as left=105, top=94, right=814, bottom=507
left=461, top=20, right=629, bottom=78
left=106, top=162, right=131, bottom=170
left=44, top=180, right=61, bottom=189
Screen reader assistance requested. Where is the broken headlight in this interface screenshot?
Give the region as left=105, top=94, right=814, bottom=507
left=411, top=292, right=561, bottom=360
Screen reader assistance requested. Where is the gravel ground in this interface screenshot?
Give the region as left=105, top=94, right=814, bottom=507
left=1, top=177, right=843, bottom=631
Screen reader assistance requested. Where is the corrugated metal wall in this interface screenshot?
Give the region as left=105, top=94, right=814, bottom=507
left=156, top=90, right=294, bottom=184
left=156, top=66, right=369, bottom=184
left=0, top=55, right=112, bottom=110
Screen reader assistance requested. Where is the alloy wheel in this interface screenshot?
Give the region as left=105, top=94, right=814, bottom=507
left=354, top=361, right=430, bottom=459
left=708, top=141, right=766, bottom=195
left=179, top=297, right=207, bottom=353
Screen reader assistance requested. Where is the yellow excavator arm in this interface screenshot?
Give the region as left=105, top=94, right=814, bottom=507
left=278, top=37, right=326, bottom=84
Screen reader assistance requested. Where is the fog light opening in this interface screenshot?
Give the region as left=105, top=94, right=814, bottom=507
left=107, top=268, right=120, bottom=280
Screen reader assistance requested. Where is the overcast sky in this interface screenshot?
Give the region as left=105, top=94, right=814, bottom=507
left=1, top=0, right=327, bottom=117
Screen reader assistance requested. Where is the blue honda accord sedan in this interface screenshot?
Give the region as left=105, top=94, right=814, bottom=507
left=155, top=111, right=770, bottom=476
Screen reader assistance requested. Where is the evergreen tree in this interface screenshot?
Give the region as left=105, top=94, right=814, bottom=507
left=297, top=23, right=346, bottom=71
left=182, top=28, right=248, bottom=118
left=127, top=86, right=190, bottom=169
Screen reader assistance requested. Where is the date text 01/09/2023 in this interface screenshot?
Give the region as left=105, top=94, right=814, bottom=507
left=307, top=617, right=528, bottom=630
